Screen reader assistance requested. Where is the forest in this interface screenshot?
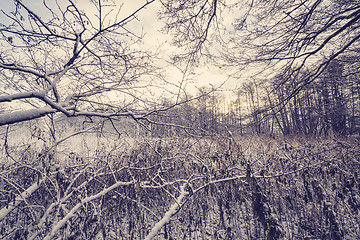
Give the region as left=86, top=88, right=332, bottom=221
left=0, top=0, right=360, bottom=239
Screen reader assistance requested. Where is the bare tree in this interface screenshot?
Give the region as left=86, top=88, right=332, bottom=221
left=1, top=1, right=359, bottom=240
left=158, top=0, right=219, bottom=64
left=0, top=1, right=242, bottom=239
left=0, top=1, right=168, bottom=126
left=223, top=0, right=360, bottom=101
left=0, top=1, right=214, bottom=239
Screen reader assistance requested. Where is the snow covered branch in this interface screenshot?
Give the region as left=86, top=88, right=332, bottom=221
left=0, top=179, right=43, bottom=220
left=43, top=180, right=135, bottom=240
left=0, top=107, right=57, bottom=126
left=144, top=184, right=189, bottom=240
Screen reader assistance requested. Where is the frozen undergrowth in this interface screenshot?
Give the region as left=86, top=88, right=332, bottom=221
left=0, top=130, right=359, bottom=239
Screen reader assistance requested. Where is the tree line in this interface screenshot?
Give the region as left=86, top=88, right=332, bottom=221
left=148, top=58, right=359, bottom=137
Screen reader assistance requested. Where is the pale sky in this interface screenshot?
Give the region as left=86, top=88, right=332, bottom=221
left=0, top=0, right=245, bottom=101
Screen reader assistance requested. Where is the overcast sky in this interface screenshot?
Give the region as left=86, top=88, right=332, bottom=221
left=0, top=0, right=242, bottom=100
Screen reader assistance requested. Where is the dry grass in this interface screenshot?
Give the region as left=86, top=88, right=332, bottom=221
left=0, top=131, right=359, bottom=239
